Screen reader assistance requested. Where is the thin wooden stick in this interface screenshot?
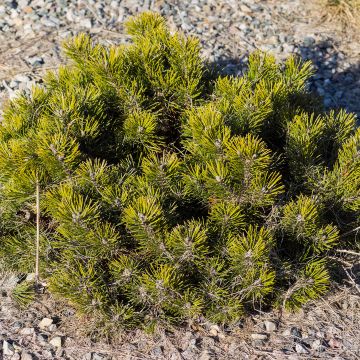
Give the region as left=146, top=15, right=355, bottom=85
left=35, top=180, right=40, bottom=286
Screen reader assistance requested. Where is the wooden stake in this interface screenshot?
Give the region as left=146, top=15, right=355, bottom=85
left=35, top=180, right=40, bottom=285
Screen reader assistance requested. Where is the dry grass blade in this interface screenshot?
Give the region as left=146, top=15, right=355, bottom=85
left=320, top=0, right=360, bottom=29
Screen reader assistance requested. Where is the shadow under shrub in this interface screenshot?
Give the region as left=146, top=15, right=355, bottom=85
left=0, top=12, right=359, bottom=331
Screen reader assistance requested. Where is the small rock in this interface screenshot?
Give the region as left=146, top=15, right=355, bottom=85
left=39, top=317, right=53, bottom=329
left=13, top=343, right=23, bottom=351
left=295, top=343, right=310, bottom=354
left=23, top=6, right=33, bottom=13
left=283, top=44, right=295, bottom=53
left=151, top=346, right=163, bottom=356
left=37, top=333, right=48, bottom=345
left=56, top=348, right=65, bottom=357
left=324, top=97, right=332, bottom=107
left=240, top=4, right=251, bottom=12
left=14, top=74, right=31, bottom=83
left=264, top=320, right=277, bottom=332
left=328, top=337, right=342, bottom=349
left=48, top=324, right=57, bottom=332
left=3, top=340, right=15, bottom=356
left=12, top=321, right=23, bottom=331
left=282, top=328, right=292, bottom=336
left=335, top=90, right=343, bottom=98
left=253, top=339, right=265, bottom=347
left=49, top=336, right=63, bottom=348
left=311, top=339, right=327, bottom=352
left=291, top=327, right=302, bottom=340
left=26, top=56, right=44, bottom=67
left=209, top=324, right=220, bottom=336
left=9, top=0, right=18, bottom=9
left=251, top=333, right=268, bottom=340
left=317, top=86, right=325, bottom=96
left=80, top=18, right=92, bottom=29
left=303, top=36, right=316, bottom=47
left=41, top=350, right=55, bottom=358
left=9, top=80, right=20, bottom=89
left=11, top=353, right=21, bottom=360
left=21, top=351, right=34, bottom=360
left=181, top=349, right=196, bottom=360
left=188, top=337, right=199, bottom=349
left=12, top=17, right=23, bottom=26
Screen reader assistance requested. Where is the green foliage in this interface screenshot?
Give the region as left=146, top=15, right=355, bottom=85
left=283, top=259, right=330, bottom=311
left=12, top=281, right=36, bottom=309
left=0, top=12, right=358, bottom=330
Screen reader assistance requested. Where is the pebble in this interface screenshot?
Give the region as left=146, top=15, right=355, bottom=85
left=26, top=56, right=44, bottom=67
left=303, top=36, right=315, bottom=47
left=48, top=324, right=57, bottom=332
left=295, top=343, right=310, bottom=354
left=3, top=340, right=15, bottom=356
left=209, top=324, right=221, bottom=337
left=80, top=18, right=92, bottom=29
left=290, top=327, right=302, bottom=340
left=21, top=352, right=34, bottom=360
left=12, top=321, right=23, bottom=331
left=311, top=339, right=327, bottom=352
left=264, top=320, right=277, bottom=332
left=38, top=317, right=53, bottom=330
left=37, top=333, right=48, bottom=345
left=49, top=336, right=63, bottom=348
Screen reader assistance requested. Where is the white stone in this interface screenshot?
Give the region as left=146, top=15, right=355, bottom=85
left=282, top=328, right=292, bottom=336
left=15, top=74, right=31, bottom=83
left=80, top=18, right=92, bottom=29
left=3, top=340, right=15, bottom=356
left=38, top=317, right=53, bottom=329
left=49, top=336, right=62, bottom=348
left=209, top=324, right=220, bottom=336
left=11, top=353, right=21, bottom=360
left=312, top=339, right=322, bottom=349
left=264, top=320, right=277, bottom=332
left=295, top=343, right=310, bottom=354
left=48, top=324, right=57, bottom=332
left=21, top=352, right=34, bottom=360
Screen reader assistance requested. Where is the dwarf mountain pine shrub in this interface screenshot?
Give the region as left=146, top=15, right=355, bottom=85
left=0, top=12, right=359, bottom=330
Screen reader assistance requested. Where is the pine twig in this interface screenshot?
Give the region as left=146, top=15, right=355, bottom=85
left=336, top=249, right=360, bottom=257
left=35, top=180, right=40, bottom=286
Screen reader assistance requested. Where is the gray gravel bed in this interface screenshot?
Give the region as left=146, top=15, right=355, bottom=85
left=0, top=0, right=359, bottom=118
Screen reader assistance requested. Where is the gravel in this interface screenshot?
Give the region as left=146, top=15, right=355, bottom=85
left=0, top=1, right=360, bottom=359
left=2, top=277, right=357, bottom=360
left=0, top=0, right=360, bottom=118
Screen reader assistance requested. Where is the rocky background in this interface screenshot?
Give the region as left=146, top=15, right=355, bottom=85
left=1, top=0, right=360, bottom=117
left=0, top=0, right=360, bottom=359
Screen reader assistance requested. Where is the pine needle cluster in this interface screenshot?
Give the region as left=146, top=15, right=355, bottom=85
left=0, top=12, right=358, bottom=330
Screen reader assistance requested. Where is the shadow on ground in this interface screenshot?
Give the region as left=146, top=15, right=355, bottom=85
left=214, top=38, right=360, bottom=120
left=298, top=39, right=360, bottom=119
